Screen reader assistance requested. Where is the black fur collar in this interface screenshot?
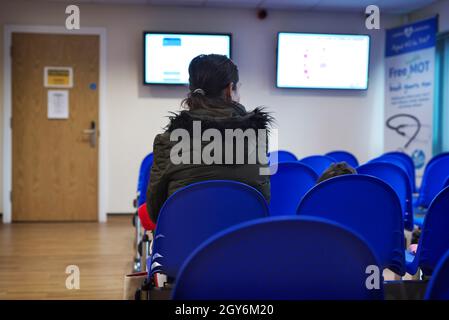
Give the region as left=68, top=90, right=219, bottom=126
left=166, top=107, right=273, bottom=134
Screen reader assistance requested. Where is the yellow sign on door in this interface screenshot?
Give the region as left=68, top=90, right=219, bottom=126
left=44, top=66, right=73, bottom=88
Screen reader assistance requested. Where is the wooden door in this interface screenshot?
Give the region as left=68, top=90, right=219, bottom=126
left=11, top=33, right=99, bottom=221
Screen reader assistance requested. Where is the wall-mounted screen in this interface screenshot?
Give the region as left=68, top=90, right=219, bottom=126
left=143, top=32, right=232, bottom=85
left=277, top=32, right=370, bottom=90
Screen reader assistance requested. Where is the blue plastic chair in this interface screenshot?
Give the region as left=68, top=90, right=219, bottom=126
left=299, top=155, right=336, bottom=176
left=326, top=150, right=359, bottom=168
left=268, top=162, right=318, bottom=216
left=137, top=152, right=154, bottom=206
left=426, top=152, right=449, bottom=170
left=416, top=157, right=449, bottom=208
left=268, top=150, right=297, bottom=164
left=424, top=174, right=449, bottom=226
left=172, top=216, right=384, bottom=300
left=406, top=186, right=449, bottom=276
left=424, top=250, right=449, bottom=300
left=415, top=153, right=449, bottom=207
left=149, top=180, right=269, bottom=278
left=445, top=176, right=449, bottom=189
left=358, top=162, right=414, bottom=231
left=383, top=152, right=416, bottom=193
left=369, top=156, right=409, bottom=178
left=133, top=152, right=154, bottom=272
left=296, top=174, right=405, bottom=275
left=372, top=155, right=415, bottom=194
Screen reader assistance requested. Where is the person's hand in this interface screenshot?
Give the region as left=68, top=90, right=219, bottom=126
left=409, top=244, right=418, bottom=255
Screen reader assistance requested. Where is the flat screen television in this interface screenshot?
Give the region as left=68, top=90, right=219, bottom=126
left=143, top=32, right=232, bottom=85
left=276, top=32, right=370, bottom=90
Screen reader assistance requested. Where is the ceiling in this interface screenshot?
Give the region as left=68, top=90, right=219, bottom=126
left=46, top=0, right=437, bottom=14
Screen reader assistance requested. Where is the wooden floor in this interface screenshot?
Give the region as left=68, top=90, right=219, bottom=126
left=0, top=216, right=134, bottom=299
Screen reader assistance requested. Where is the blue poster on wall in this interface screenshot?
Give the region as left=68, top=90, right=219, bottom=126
left=384, top=16, right=438, bottom=176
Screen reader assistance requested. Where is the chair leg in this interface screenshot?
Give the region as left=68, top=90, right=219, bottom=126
left=141, top=232, right=150, bottom=272
left=148, top=231, right=154, bottom=253
left=136, top=277, right=152, bottom=300
left=135, top=214, right=142, bottom=254
left=133, top=258, right=141, bottom=273
left=133, top=212, right=142, bottom=272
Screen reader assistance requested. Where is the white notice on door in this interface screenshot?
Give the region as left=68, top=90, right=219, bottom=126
left=47, top=90, right=69, bottom=119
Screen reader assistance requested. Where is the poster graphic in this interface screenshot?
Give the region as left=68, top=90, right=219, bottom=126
left=384, top=17, right=438, bottom=175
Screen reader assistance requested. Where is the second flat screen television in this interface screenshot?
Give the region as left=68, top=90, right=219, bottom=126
left=277, top=32, right=370, bottom=90
left=144, top=32, right=231, bottom=85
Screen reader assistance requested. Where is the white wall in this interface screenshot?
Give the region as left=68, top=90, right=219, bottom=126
left=0, top=1, right=402, bottom=214
left=409, top=0, right=449, bottom=31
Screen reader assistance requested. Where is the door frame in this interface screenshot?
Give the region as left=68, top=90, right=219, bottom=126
left=3, top=25, right=108, bottom=223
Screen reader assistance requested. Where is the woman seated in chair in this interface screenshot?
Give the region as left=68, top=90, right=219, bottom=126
left=146, top=54, right=272, bottom=224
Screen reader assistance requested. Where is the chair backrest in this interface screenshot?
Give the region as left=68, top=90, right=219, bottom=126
left=269, top=162, right=318, bottom=216
left=369, top=156, right=413, bottom=193
left=151, top=180, right=269, bottom=278
left=424, top=249, right=449, bottom=300
left=357, top=162, right=414, bottom=231
left=299, top=155, right=336, bottom=176
left=296, top=174, right=405, bottom=275
left=426, top=152, right=449, bottom=169
left=417, top=157, right=449, bottom=208
left=383, top=151, right=416, bottom=192
left=172, top=216, right=384, bottom=300
left=137, top=152, right=154, bottom=206
left=445, top=176, right=449, bottom=189
left=416, top=186, right=449, bottom=275
left=326, top=150, right=359, bottom=168
left=268, top=150, right=297, bottom=164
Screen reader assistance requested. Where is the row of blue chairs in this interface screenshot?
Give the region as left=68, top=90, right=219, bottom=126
left=269, top=150, right=359, bottom=169
left=145, top=179, right=449, bottom=299
left=146, top=174, right=438, bottom=277
left=174, top=216, right=383, bottom=300
left=272, top=150, right=449, bottom=196
left=134, top=149, right=330, bottom=272
left=268, top=161, right=416, bottom=234
left=134, top=150, right=449, bottom=261
left=174, top=217, right=449, bottom=300
left=132, top=152, right=445, bottom=244
left=268, top=150, right=357, bottom=176
left=270, top=160, right=449, bottom=275
left=134, top=150, right=449, bottom=238
left=270, top=150, right=449, bottom=228
left=130, top=149, right=448, bottom=298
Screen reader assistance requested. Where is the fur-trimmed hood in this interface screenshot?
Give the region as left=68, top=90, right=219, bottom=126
left=165, top=104, right=274, bottom=135
left=147, top=103, right=272, bottom=223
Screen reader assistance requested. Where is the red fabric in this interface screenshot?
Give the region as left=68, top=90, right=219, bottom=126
left=138, top=204, right=156, bottom=231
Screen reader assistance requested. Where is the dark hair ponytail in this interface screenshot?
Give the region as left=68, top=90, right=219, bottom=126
left=182, top=54, right=239, bottom=113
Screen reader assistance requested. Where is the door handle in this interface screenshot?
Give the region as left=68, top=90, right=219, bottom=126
left=83, top=121, right=97, bottom=148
